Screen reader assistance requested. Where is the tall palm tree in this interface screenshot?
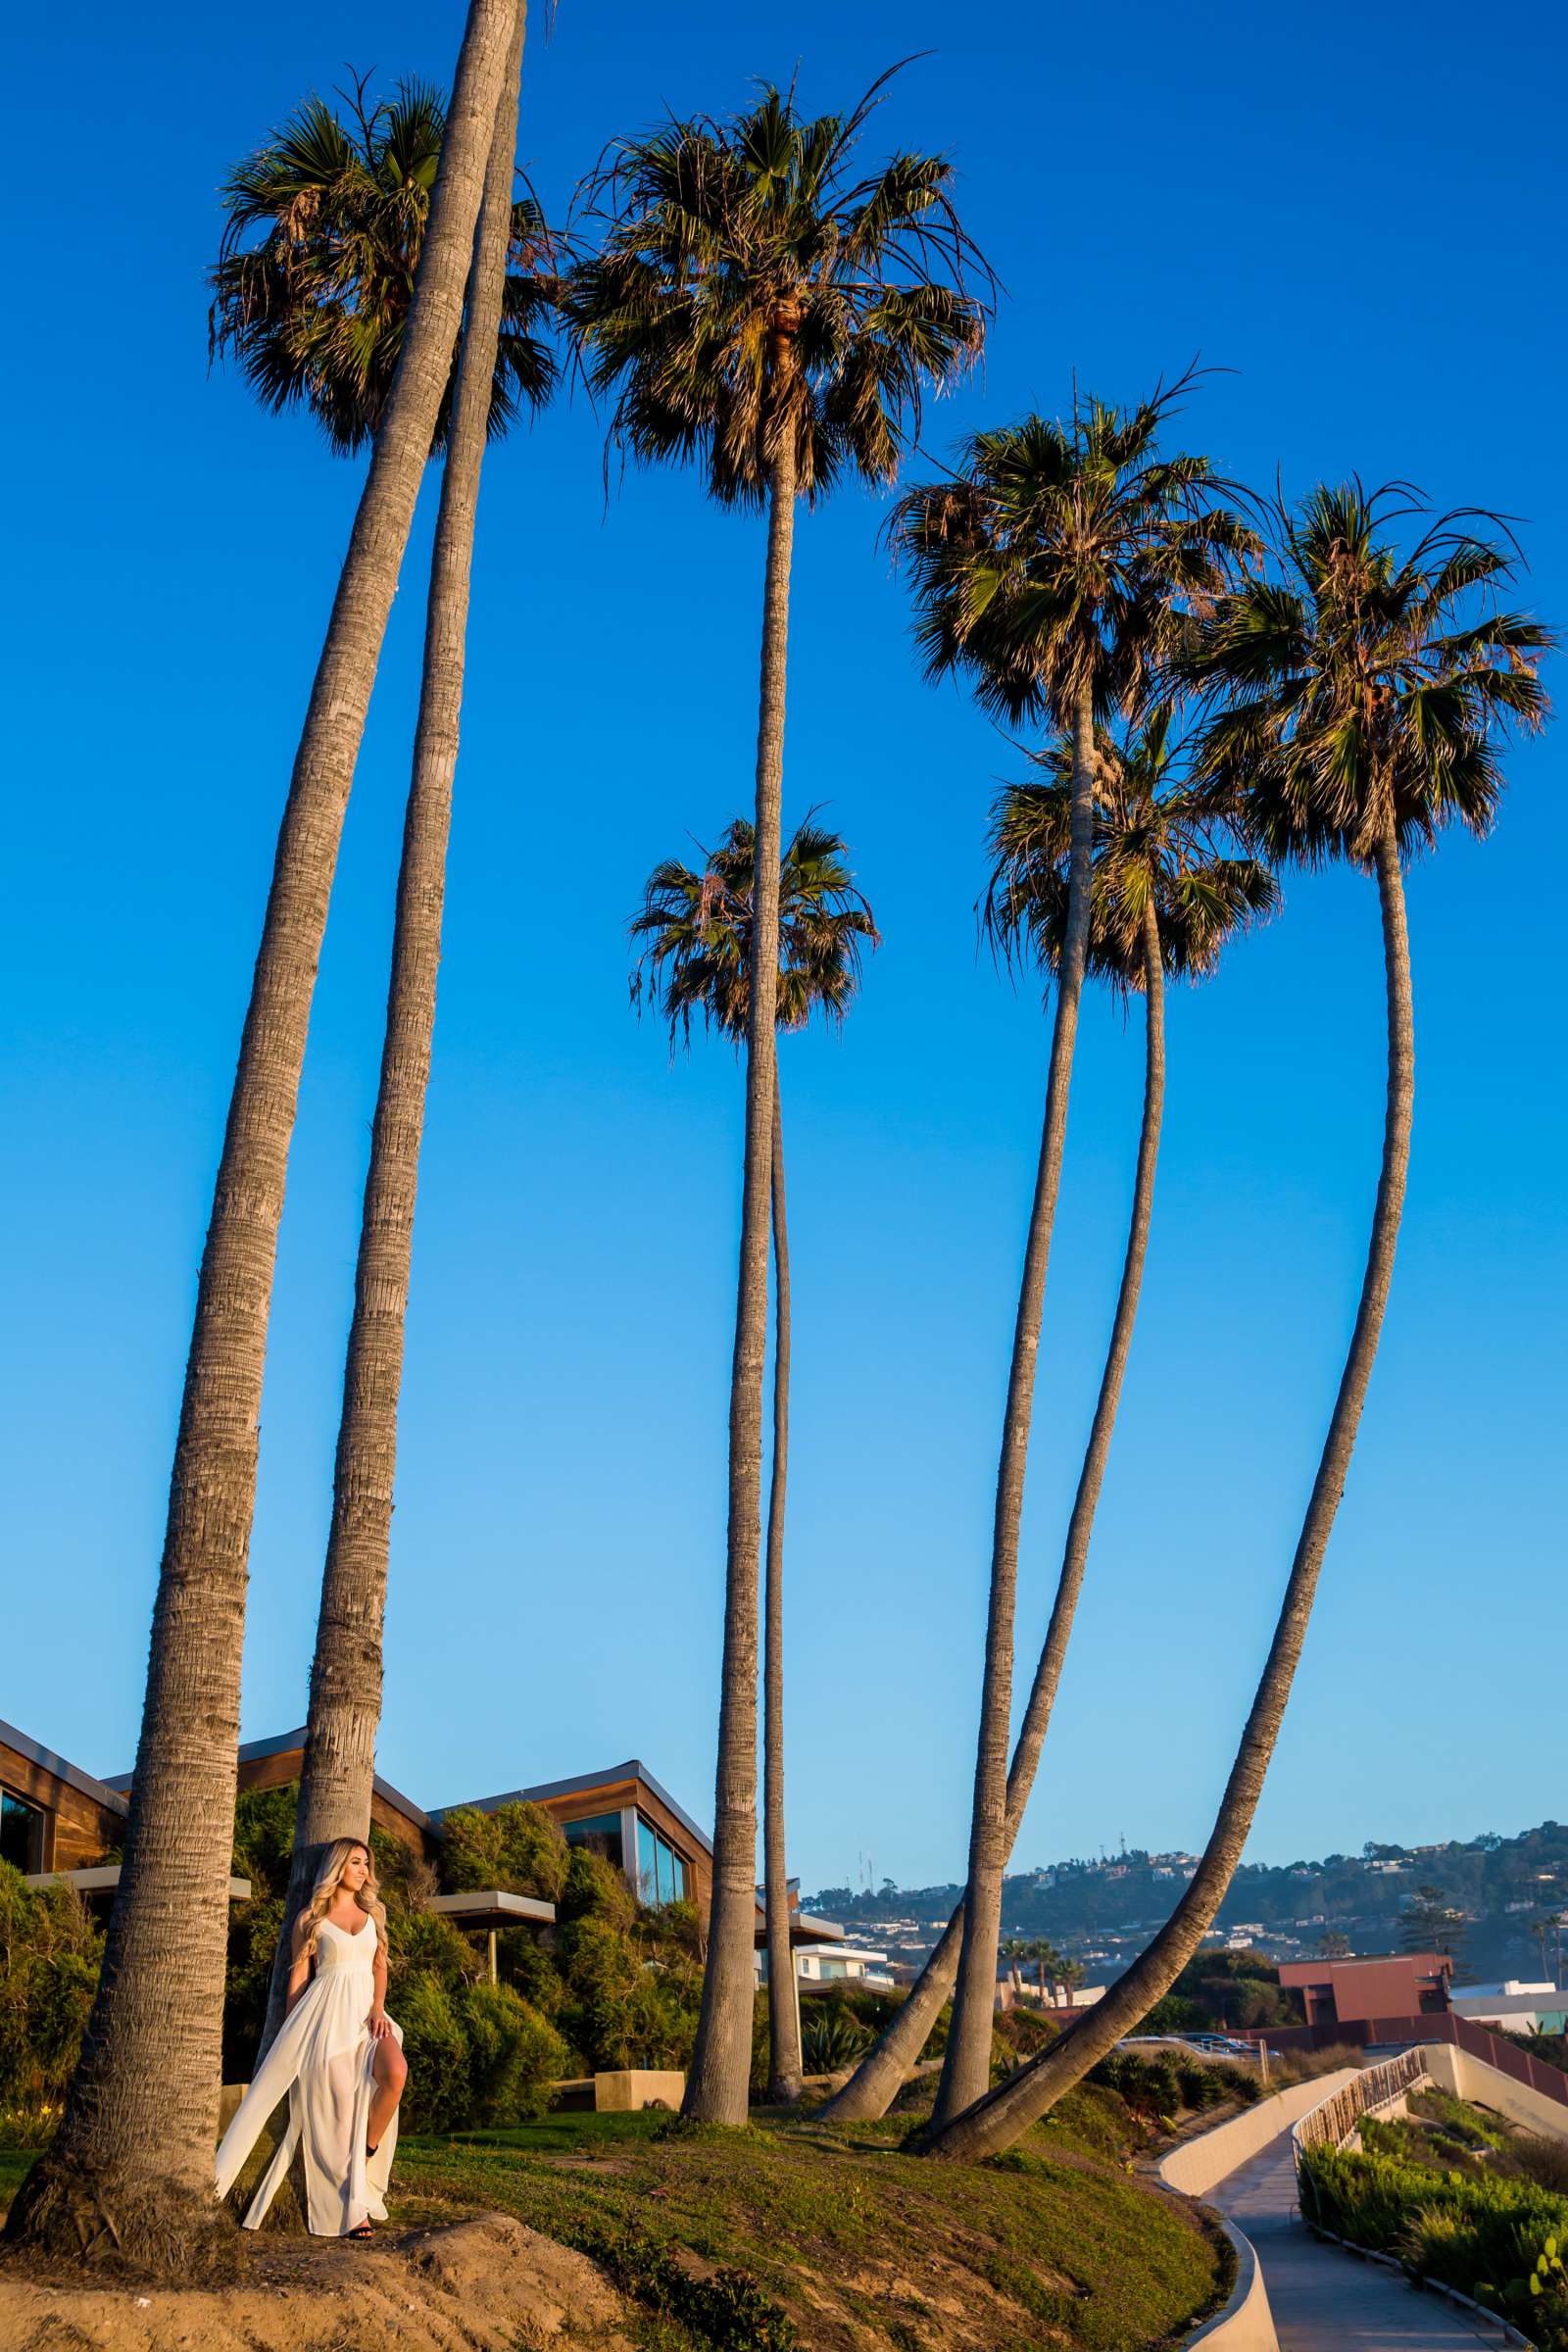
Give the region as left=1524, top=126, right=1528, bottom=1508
left=258, top=11, right=558, bottom=2058
left=631, top=817, right=878, bottom=2104
left=826, top=707, right=1274, bottom=2125
left=210, top=67, right=558, bottom=456
left=570, top=76, right=985, bottom=2123
left=922, top=481, right=1548, bottom=2162
left=893, top=393, right=1255, bottom=2127
left=4, top=0, right=525, bottom=2272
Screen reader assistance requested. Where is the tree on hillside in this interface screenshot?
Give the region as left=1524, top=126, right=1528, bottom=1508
left=889, top=391, right=1255, bottom=2131
left=1399, top=1884, right=1468, bottom=1958
left=828, top=696, right=1273, bottom=2127
left=921, top=482, right=1548, bottom=2162
left=1319, top=1929, right=1351, bottom=1958
left=5, top=0, right=527, bottom=2271
left=631, top=816, right=878, bottom=2103
left=252, top=12, right=564, bottom=2059
left=569, top=74, right=986, bottom=2123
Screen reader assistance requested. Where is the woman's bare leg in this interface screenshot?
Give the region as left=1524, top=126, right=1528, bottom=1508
left=368, top=2037, right=408, bottom=2151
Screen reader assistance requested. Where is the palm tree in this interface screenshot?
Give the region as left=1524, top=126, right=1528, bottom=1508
left=1001, top=1937, right=1029, bottom=1998
left=570, top=76, right=985, bottom=2123
left=922, top=481, right=1548, bottom=2162
left=631, top=816, right=878, bottom=2104
left=4, top=0, right=525, bottom=2272
left=892, top=398, right=1255, bottom=2128
left=210, top=66, right=558, bottom=456
left=258, top=12, right=558, bottom=2057
left=826, top=707, right=1273, bottom=2125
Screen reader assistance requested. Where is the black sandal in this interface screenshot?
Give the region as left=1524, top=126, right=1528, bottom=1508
left=347, top=2221, right=375, bottom=2240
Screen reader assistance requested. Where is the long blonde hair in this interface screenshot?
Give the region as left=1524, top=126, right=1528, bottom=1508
left=301, top=1837, right=385, bottom=1962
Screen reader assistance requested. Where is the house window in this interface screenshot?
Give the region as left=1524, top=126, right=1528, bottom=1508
left=1, top=1788, right=45, bottom=1875
left=634, top=1814, right=690, bottom=1907
left=564, top=1811, right=624, bottom=1871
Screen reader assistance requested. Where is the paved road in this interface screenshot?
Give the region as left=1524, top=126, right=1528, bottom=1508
left=1207, top=2136, right=1511, bottom=2348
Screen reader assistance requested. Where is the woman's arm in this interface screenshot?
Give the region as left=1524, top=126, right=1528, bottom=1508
left=368, top=1935, right=391, bottom=2038
left=284, top=1912, right=313, bottom=2016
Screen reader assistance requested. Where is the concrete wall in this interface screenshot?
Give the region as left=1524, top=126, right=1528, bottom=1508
left=1158, top=2069, right=1360, bottom=2199
left=1428, top=2042, right=1568, bottom=2141
left=1184, top=2219, right=1277, bottom=2350
left=592, top=2069, right=685, bottom=2113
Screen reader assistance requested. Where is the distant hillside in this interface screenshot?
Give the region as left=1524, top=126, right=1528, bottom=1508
left=808, top=1820, right=1568, bottom=1985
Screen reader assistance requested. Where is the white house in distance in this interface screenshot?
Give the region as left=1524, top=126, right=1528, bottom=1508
left=1450, top=1981, right=1568, bottom=2036
left=753, top=1883, right=896, bottom=1990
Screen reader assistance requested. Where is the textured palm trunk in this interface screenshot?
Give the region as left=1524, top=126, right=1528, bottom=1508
left=929, top=685, right=1099, bottom=2130
left=762, top=1086, right=804, bottom=2104
left=683, top=423, right=797, bottom=2124
left=2, top=1, right=518, bottom=2274
left=258, top=4, right=528, bottom=2064
left=926, top=829, right=1414, bottom=2162
left=827, top=891, right=1165, bottom=2126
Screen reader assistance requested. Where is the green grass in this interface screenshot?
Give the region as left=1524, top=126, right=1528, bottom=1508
left=393, top=2102, right=1220, bottom=2351
left=0, top=2095, right=1222, bottom=2349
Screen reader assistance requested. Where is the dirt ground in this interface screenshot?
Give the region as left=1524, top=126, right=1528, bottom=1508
left=0, top=2213, right=637, bottom=2352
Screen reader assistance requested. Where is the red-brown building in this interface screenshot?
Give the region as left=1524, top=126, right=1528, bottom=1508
left=1278, top=1951, right=1453, bottom=2026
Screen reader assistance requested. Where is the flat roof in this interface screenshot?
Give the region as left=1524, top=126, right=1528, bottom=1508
left=428, top=1759, right=712, bottom=1858
left=1, top=1719, right=129, bottom=1818
left=427, top=1888, right=557, bottom=1927
left=103, top=1726, right=434, bottom=1832
left=25, top=1864, right=250, bottom=1898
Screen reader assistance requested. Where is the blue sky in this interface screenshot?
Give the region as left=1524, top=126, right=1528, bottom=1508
left=5, top=0, right=1563, bottom=1891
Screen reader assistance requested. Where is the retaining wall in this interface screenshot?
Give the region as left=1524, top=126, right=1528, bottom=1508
left=1427, top=2043, right=1568, bottom=2142
left=1158, top=2069, right=1359, bottom=2198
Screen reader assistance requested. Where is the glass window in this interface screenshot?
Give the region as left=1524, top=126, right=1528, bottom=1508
left=631, top=1812, right=693, bottom=1908
left=656, top=1838, right=675, bottom=1906
left=637, top=1819, right=659, bottom=1904
left=1, top=1789, right=45, bottom=1875
left=563, top=1811, right=623, bottom=1871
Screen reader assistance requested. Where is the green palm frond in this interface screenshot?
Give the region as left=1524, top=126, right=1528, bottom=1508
left=210, top=72, right=568, bottom=457
left=566, top=73, right=992, bottom=511
left=982, top=708, right=1279, bottom=998
left=630, top=816, right=880, bottom=1050
left=1183, top=479, right=1553, bottom=869
left=895, top=369, right=1259, bottom=732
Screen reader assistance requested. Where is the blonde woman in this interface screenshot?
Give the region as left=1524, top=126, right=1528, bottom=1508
left=215, top=1838, right=408, bottom=2237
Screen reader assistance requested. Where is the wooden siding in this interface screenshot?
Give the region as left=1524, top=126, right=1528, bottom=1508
left=535, top=1776, right=712, bottom=1918
left=0, top=1738, right=121, bottom=1873
left=233, top=1743, right=434, bottom=1861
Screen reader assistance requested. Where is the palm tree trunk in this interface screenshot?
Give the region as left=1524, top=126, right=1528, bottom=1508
left=259, top=3, right=529, bottom=2062
left=929, top=685, right=1098, bottom=2130
left=763, top=1084, right=804, bottom=2104
left=682, top=421, right=798, bottom=2125
left=827, top=888, right=1165, bottom=2126
left=926, top=829, right=1414, bottom=2162
left=2, top=1, right=519, bottom=2274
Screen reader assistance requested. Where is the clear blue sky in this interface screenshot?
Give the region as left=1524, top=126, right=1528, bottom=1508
left=5, top=0, right=1563, bottom=1891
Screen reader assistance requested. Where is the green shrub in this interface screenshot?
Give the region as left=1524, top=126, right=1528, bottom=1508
left=0, top=1865, right=102, bottom=2107
left=458, top=1982, right=569, bottom=2125
left=438, top=1801, right=570, bottom=1903
left=396, top=1970, right=473, bottom=2133
left=801, top=2007, right=871, bottom=2076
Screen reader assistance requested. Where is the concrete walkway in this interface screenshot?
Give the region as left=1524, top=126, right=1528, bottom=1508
left=1208, top=2135, right=1512, bottom=2348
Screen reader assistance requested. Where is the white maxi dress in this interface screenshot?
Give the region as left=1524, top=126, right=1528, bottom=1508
left=214, top=1912, right=403, bottom=2236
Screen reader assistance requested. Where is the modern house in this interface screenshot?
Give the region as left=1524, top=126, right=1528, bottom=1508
left=8, top=1716, right=715, bottom=1922
left=1276, top=1951, right=1454, bottom=2026
left=1, top=1718, right=127, bottom=1878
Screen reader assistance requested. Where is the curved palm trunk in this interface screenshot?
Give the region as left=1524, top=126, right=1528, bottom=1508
left=258, top=4, right=529, bottom=2062
left=930, top=688, right=1099, bottom=2129
left=827, top=895, right=1165, bottom=2125
left=926, top=831, right=1413, bottom=2162
left=3, top=0, right=518, bottom=2273
left=763, top=1085, right=804, bottom=2103
left=683, top=427, right=798, bottom=2124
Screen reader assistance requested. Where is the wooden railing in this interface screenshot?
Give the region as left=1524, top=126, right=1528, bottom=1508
left=1291, top=2044, right=1427, bottom=2168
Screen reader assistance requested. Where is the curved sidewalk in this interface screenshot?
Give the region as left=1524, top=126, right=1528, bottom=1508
left=1207, top=2133, right=1510, bottom=2348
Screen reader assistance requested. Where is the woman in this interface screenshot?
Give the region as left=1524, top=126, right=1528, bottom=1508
left=215, top=1838, right=408, bottom=2238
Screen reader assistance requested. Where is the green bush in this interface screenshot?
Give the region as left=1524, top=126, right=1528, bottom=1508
left=802, top=2006, right=871, bottom=2076
left=1301, top=2142, right=1568, bottom=2347
left=396, top=1969, right=474, bottom=2133
left=438, top=1801, right=569, bottom=1904
left=0, top=1864, right=102, bottom=2107
left=457, top=1981, right=569, bottom=2125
